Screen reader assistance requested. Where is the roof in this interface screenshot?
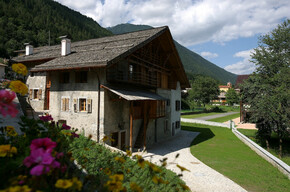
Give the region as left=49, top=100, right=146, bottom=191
left=0, top=63, right=7, bottom=67
left=13, top=26, right=190, bottom=89
left=219, top=85, right=230, bottom=88
left=13, top=27, right=168, bottom=71
left=101, top=84, right=166, bottom=101
left=235, top=75, right=250, bottom=88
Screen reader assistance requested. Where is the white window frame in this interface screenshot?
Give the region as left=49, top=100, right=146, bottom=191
left=76, top=97, right=92, bottom=113
left=29, top=88, right=42, bottom=100
left=61, top=96, right=70, bottom=112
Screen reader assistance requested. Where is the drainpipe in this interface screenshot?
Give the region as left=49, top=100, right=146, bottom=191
left=96, top=70, right=101, bottom=142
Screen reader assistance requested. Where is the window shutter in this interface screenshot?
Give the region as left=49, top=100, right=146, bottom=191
left=73, top=99, right=77, bottom=113
left=29, top=89, right=32, bottom=99
left=87, top=99, right=92, bottom=113
left=38, top=89, right=42, bottom=100
left=66, top=98, right=69, bottom=111
left=61, top=98, right=65, bottom=111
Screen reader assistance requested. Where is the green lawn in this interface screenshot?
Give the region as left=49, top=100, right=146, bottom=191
left=238, top=129, right=290, bottom=166
left=181, top=112, right=222, bottom=119
left=208, top=113, right=240, bottom=122
left=182, top=122, right=290, bottom=192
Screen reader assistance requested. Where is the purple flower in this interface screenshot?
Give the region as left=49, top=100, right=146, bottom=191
left=30, top=138, right=57, bottom=153
left=0, top=90, right=18, bottom=117
left=62, top=124, right=71, bottom=130
left=71, top=132, right=79, bottom=138
left=39, top=114, right=53, bottom=122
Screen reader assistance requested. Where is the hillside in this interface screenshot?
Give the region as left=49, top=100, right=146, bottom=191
left=108, top=24, right=237, bottom=84
left=0, top=0, right=112, bottom=57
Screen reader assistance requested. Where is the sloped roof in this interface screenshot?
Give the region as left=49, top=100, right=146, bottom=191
left=101, top=84, right=166, bottom=101
left=235, top=75, right=250, bottom=88
left=13, top=27, right=167, bottom=71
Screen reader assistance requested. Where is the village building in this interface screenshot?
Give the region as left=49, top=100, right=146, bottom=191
left=212, top=82, right=232, bottom=104
left=12, top=26, right=190, bottom=151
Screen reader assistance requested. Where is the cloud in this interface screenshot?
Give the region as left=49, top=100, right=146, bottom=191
left=55, top=0, right=290, bottom=46
left=224, top=49, right=256, bottom=75
left=200, top=52, right=218, bottom=59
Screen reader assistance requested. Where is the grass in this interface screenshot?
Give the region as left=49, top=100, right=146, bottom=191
left=181, top=112, right=222, bottom=119
left=208, top=113, right=240, bottom=122
left=181, top=105, right=240, bottom=113
left=181, top=122, right=290, bottom=192
left=238, top=129, right=290, bottom=166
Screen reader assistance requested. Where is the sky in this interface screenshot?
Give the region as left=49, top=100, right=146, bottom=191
left=55, top=0, right=290, bottom=75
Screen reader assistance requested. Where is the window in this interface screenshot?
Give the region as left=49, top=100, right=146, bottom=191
left=79, top=99, right=86, bottom=112
left=157, top=100, right=166, bottom=117
left=176, top=100, right=181, bottom=111
left=74, top=98, right=92, bottom=113
left=59, top=72, right=70, bottom=84
left=61, top=98, right=70, bottom=111
left=29, top=89, right=42, bottom=100
left=75, top=71, right=88, bottom=83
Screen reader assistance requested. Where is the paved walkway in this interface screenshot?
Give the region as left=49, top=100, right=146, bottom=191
left=141, top=131, right=247, bottom=192
left=232, top=117, right=257, bottom=130
left=195, top=112, right=239, bottom=120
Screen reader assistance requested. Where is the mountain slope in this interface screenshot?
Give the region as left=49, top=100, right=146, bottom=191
left=0, top=0, right=112, bottom=57
left=108, top=24, right=237, bottom=84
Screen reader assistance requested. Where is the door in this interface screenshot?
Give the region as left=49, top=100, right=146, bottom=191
left=45, top=88, right=50, bottom=110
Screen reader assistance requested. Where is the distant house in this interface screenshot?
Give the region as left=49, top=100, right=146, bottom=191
left=213, top=82, right=232, bottom=104
left=12, top=26, right=190, bottom=151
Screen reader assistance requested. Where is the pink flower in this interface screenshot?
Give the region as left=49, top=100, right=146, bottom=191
left=56, top=152, right=64, bottom=159
left=39, top=114, right=53, bottom=122
left=62, top=124, right=71, bottom=130
left=0, top=90, right=18, bottom=117
left=30, top=138, right=57, bottom=153
left=23, top=148, right=61, bottom=176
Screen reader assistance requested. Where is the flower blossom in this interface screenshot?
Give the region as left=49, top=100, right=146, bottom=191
left=39, top=114, right=53, bottom=122
left=30, top=137, right=57, bottom=153
left=62, top=124, right=71, bottom=130
left=0, top=90, right=18, bottom=117
left=9, top=80, right=28, bottom=96
left=12, top=63, right=28, bottom=76
left=6, top=125, right=18, bottom=137
left=0, top=144, right=17, bottom=157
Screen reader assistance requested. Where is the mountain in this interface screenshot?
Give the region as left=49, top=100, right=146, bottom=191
left=0, top=0, right=112, bottom=58
left=108, top=24, right=237, bottom=84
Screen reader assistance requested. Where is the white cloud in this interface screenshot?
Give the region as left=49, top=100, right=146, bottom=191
left=55, top=0, right=290, bottom=46
left=224, top=49, right=256, bottom=75
left=200, top=51, right=218, bottom=59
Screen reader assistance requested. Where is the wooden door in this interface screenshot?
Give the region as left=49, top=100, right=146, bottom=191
left=45, top=88, right=50, bottom=110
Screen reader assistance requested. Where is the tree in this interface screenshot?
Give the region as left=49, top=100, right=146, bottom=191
left=188, top=76, right=219, bottom=107
left=226, top=88, right=239, bottom=106
left=241, top=19, right=290, bottom=158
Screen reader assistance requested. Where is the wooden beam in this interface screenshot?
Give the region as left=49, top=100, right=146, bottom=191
left=130, top=102, right=133, bottom=152
left=143, top=101, right=147, bottom=150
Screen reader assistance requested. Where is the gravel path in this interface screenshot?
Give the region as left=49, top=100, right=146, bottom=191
left=141, top=131, right=247, bottom=192
left=196, top=112, right=239, bottom=120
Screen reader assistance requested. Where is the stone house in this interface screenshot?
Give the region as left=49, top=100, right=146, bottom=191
left=12, top=26, right=190, bottom=151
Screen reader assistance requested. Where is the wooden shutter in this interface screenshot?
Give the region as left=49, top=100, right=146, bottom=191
left=73, top=99, right=77, bottom=113
left=65, top=98, right=69, bottom=111
left=61, top=98, right=65, bottom=111
left=29, top=89, right=32, bottom=99
left=38, top=89, right=42, bottom=100
left=87, top=99, right=92, bottom=113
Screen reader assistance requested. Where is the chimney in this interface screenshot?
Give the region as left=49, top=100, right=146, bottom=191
left=25, top=43, right=33, bottom=55
left=60, top=36, right=71, bottom=56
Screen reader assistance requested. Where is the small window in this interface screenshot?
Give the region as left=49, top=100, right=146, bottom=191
left=166, top=99, right=170, bottom=106
left=60, top=72, right=70, bottom=84
left=111, top=132, right=118, bottom=147
left=79, top=99, right=86, bottom=112
left=29, top=89, right=42, bottom=100
left=75, top=71, right=88, bottom=83
left=176, top=100, right=181, bottom=111
left=61, top=98, right=70, bottom=111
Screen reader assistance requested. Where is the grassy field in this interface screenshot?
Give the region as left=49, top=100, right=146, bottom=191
left=238, top=129, right=290, bottom=166
left=181, top=105, right=240, bottom=113
left=208, top=113, right=240, bottom=122
left=181, top=112, right=222, bottom=119
left=181, top=122, right=290, bottom=192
